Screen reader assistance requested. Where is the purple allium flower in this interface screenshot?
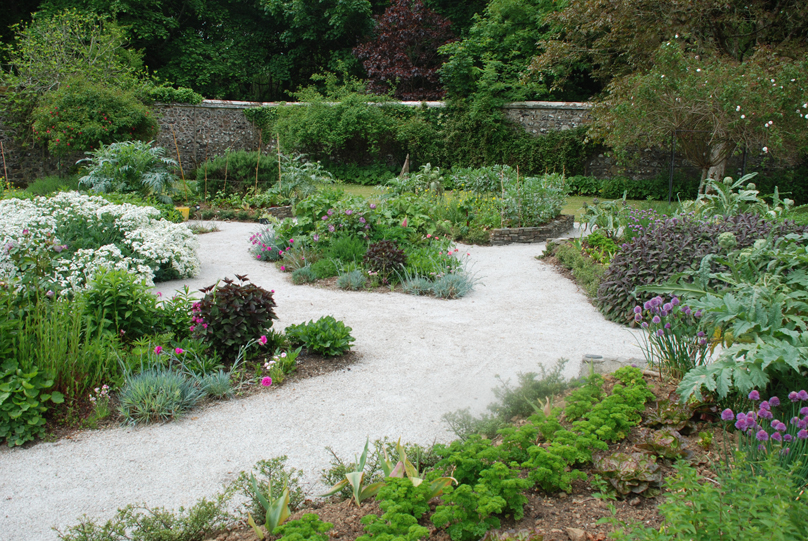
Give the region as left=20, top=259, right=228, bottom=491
left=758, top=444, right=767, bottom=451
left=694, top=310, right=702, bottom=317
left=769, top=396, right=780, bottom=407
left=635, top=314, right=642, bottom=322
left=697, top=331, right=705, bottom=337
left=737, top=412, right=746, bottom=421
left=682, top=305, right=691, bottom=315
left=663, top=303, right=672, bottom=312
left=369, top=203, right=376, bottom=209
left=652, top=315, right=661, bottom=324
left=760, top=400, right=771, bottom=411
left=800, top=419, right=808, bottom=430
left=721, top=408, right=734, bottom=421
left=644, top=301, right=652, bottom=310
left=771, top=431, right=782, bottom=442
left=655, top=329, right=664, bottom=336
left=327, top=209, right=334, bottom=215
left=671, top=297, right=680, bottom=306
left=781, top=447, right=790, bottom=456
left=634, top=306, right=642, bottom=314
left=759, top=409, right=773, bottom=419
left=322, top=215, right=328, bottom=220
left=798, top=429, right=808, bottom=440
left=749, top=390, right=761, bottom=400
left=784, top=434, right=793, bottom=442
left=359, top=217, right=366, bottom=223
left=801, top=406, right=808, bottom=416
left=792, top=416, right=801, bottom=426
left=365, top=224, right=370, bottom=229
left=735, top=419, right=748, bottom=431
left=664, top=323, right=671, bottom=329
left=789, top=391, right=799, bottom=402
left=653, top=296, right=663, bottom=307
left=661, top=310, right=669, bottom=317
left=756, top=429, right=769, bottom=441
left=46, top=290, right=54, bottom=297
left=328, top=224, right=335, bottom=232
left=699, top=339, right=707, bottom=346
left=777, top=421, right=787, bottom=432
left=799, top=390, right=808, bottom=401
left=345, top=209, right=353, bottom=215
left=641, top=322, right=649, bottom=328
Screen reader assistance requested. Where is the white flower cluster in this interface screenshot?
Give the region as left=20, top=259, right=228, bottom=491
left=0, top=192, right=199, bottom=292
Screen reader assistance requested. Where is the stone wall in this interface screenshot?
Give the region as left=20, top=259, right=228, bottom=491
left=0, top=99, right=795, bottom=185
left=490, top=214, right=575, bottom=246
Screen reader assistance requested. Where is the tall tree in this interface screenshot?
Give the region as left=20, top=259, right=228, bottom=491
left=354, top=0, right=455, bottom=100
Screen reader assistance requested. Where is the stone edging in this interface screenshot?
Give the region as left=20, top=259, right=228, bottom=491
left=490, top=214, right=574, bottom=245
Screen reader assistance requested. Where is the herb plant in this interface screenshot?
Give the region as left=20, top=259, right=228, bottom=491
left=285, top=316, right=355, bottom=357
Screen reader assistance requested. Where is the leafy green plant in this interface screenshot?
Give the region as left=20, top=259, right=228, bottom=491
left=246, top=474, right=291, bottom=539
left=320, top=439, right=386, bottom=506
left=363, top=240, right=408, bottom=282
left=0, top=359, right=64, bottom=447
left=310, top=258, right=339, bottom=279
left=117, top=366, right=205, bottom=425
left=83, top=269, right=160, bottom=340
left=501, top=173, right=566, bottom=228
left=193, top=275, right=278, bottom=364
left=610, top=455, right=808, bottom=541
left=32, top=78, right=158, bottom=155
left=326, top=235, right=368, bottom=263
left=56, top=490, right=235, bottom=541
left=274, top=514, right=333, bottom=541
left=357, top=478, right=432, bottom=541
left=549, top=240, right=607, bottom=298
left=236, top=455, right=306, bottom=526
left=196, top=150, right=280, bottom=196
left=685, top=173, right=795, bottom=219
left=580, top=194, right=630, bottom=239
left=77, top=141, right=178, bottom=203
left=285, top=316, right=355, bottom=357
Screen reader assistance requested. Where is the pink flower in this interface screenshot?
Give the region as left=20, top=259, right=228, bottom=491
left=202, top=323, right=208, bottom=329
left=261, top=376, right=272, bottom=387
left=189, top=325, right=195, bottom=331
left=426, top=234, right=431, bottom=238
left=175, top=348, right=184, bottom=354
left=401, top=218, right=408, bottom=227
left=280, top=265, right=286, bottom=271
left=259, top=335, right=268, bottom=345
left=289, top=239, right=294, bottom=243
left=154, top=346, right=163, bottom=355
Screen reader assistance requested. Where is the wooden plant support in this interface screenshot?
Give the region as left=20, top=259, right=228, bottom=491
left=277, top=133, right=282, bottom=189
left=255, top=130, right=263, bottom=193
left=170, top=125, right=189, bottom=197
left=0, top=141, right=8, bottom=184
left=223, top=149, right=229, bottom=194
left=203, top=142, right=209, bottom=202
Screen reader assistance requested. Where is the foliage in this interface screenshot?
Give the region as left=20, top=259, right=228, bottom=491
left=610, top=454, right=808, bottom=541
left=546, top=240, right=607, bottom=299
left=274, top=514, right=333, bottom=541
left=322, top=162, right=396, bottom=186
left=430, top=271, right=478, bottom=299
left=354, top=0, right=455, bottom=100
left=117, top=365, right=205, bottom=425
left=195, top=370, right=232, bottom=399
left=193, top=275, right=278, bottom=364
left=648, top=233, right=808, bottom=400
left=55, top=490, right=235, bottom=541
left=0, top=359, right=64, bottom=447
left=83, top=269, right=160, bottom=339
left=633, top=295, right=710, bottom=379
left=246, top=472, right=291, bottom=539
left=78, top=141, right=178, bottom=203
left=196, top=150, right=280, bottom=196
left=357, top=478, right=432, bottom=541
left=337, top=269, right=368, bottom=291
left=250, top=225, right=289, bottom=262
left=438, top=0, right=559, bottom=101
left=32, top=78, right=159, bottom=156
left=580, top=195, right=629, bottom=239
left=144, top=85, right=204, bottom=105
left=291, top=265, right=317, bottom=284
left=685, top=173, right=796, bottom=220
left=320, top=439, right=386, bottom=506
left=363, top=240, right=408, bottom=282
left=592, top=452, right=662, bottom=498
left=285, top=316, right=355, bottom=357
left=597, top=212, right=807, bottom=324
left=499, top=172, right=566, bottom=227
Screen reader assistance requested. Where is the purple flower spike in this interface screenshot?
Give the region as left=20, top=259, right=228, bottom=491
left=652, top=315, right=661, bottom=324
left=721, top=408, right=734, bottom=421
left=756, top=429, right=769, bottom=442
left=749, top=390, right=761, bottom=401
left=735, top=419, right=747, bottom=431
left=771, top=432, right=782, bottom=442
left=789, top=391, right=799, bottom=402
left=769, top=396, right=780, bottom=407
left=798, top=429, right=808, bottom=440
left=634, top=306, right=642, bottom=314
left=798, top=390, right=808, bottom=401
left=760, top=400, right=770, bottom=411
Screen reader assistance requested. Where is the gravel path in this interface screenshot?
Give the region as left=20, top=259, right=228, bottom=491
left=0, top=221, right=641, bottom=541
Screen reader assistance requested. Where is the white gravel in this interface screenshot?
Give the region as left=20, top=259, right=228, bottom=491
left=0, top=221, right=641, bottom=541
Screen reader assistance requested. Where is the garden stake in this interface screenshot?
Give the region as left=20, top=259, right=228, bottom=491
left=255, top=129, right=263, bottom=193
left=517, top=165, right=523, bottom=227
left=203, top=142, right=209, bottom=202
left=170, top=124, right=189, bottom=197
left=277, top=133, right=282, bottom=190
left=223, top=148, right=229, bottom=195
left=0, top=141, right=8, bottom=184
left=500, top=169, right=505, bottom=227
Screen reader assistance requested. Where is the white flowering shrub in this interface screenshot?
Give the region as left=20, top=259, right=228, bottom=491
left=0, top=192, right=199, bottom=292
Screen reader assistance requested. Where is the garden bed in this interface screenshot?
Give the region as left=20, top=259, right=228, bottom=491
left=490, top=214, right=575, bottom=245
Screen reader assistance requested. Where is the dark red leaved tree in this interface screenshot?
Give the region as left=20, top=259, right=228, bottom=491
left=354, top=0, right=455, bottom=100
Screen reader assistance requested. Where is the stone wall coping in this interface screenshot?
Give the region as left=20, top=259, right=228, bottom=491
left=157, top=99, right=448, bottom=110
left=502, top=101, right=592, bottom=110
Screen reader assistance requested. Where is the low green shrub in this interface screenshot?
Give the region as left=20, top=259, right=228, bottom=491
left=0, top=359, right=64, bottom=447
left=336, top=269, right=367, bottom=290
left=83, top=269, right=160, bottom=339
left=274, top=513, right=333, bottom=541
left=195, top=150, right=280, bottom=196
left=551, top=241, right=607, bottom=299
left=24, top=175, right=80, bottom=195
left=310, top=258, right=339, bottom=279
left=326, top=235, right=368, bottom=263
left=235, top=456, right=306, bottom=525
left=285, top=316, right=355, bottom=357
left=117, top=366, right=206, bottom=425
left=358, top=478, right=432, bottom=541
left=193, top=276, right=278, bottom=364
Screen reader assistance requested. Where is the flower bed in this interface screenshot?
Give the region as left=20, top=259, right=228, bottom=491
left=0, top=192, right=200, bottom=291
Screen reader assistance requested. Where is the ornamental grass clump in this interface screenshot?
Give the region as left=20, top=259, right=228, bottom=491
left=118, top=366, right=205, bottom=425
left=633, top=295, right=710, bottom=378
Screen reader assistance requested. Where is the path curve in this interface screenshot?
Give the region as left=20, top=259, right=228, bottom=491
left=0, top=221, right=641, bottom=540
